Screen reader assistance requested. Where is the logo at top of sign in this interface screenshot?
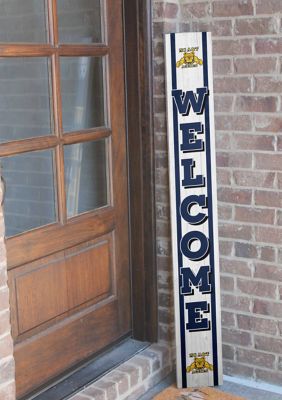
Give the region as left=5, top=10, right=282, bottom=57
left=176, top=47, right=203, bottom=69
left=186, top=353, right=213, bottom=374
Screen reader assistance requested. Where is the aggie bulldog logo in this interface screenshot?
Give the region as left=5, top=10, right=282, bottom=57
left=186, top=353, right=213, bottom=374
left=176, top=47, right=203, bottom=68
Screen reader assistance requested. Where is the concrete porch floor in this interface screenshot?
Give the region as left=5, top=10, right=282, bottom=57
left=139, top=373, right=282, bottom=400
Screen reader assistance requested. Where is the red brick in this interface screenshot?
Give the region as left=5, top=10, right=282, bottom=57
left=222, top=310, right=236, bottom=327
left=255, top=335, right=282, bottom=353
left=219, top=240, right=233, bottom=256
left=255, top=153, right=282, bottom=171
left=154, top=77, right=165, bottom=97
left=157, top=238, right=171, bottom=256
left=235, top=17, right=278, bottom=36
left=237, top=314, right=277, bottom=335
left=213, top=39, right=252, bottom=56
left=253, top=299, right=282, bottom=318
left=256, top=0, right=282, bottom=14
left=260, top=246, right=275, bottom=262
left=222, top=344, right=235, bottom=360
left=255, top=190, right=282, bottom=208
left=181, top=2, right=210, bottom=19
left=156, top=221, right=170, bottom=237
left=234, top=171, right=275, bottom=189
left=155, top=133, right=167, bottom=152
left=215, top=115, right=252, bottom=131
left=217, top=169, right=232, bottom=186
left=212, top=0, right=253, bottom=17
left=221, top=293, right=251, bottom=312
left=223, top=360, right=254, bottom=379
left=157, top=256, right=171, bottom=275
left=214, top=77, right=251, bottom=93
left=81, top=387, right=104, bottom=399
left=0, top=334, right=13, bottom=359
left=219, top=222, right=252, bottom=240
left=220, top=258, right=252, bottom=277
left=0, top=288, right=10, bottom=311
left=234, top=57, right=277, bottom=74
left=233, top=134, right=275, bottom=151
left=155, top=152, right=168, bottom=169
left=106, top=371, right=129, bottom=396
left=255, top=77, right=282, bottom=93
left=215, top=132, right=232, bottom=149
left=235, top=96, right=278, bottom=113
left=235, top=206, right=274, bottom=225
left=156, top=204, right=169, bottom=221
left=158, top=292, right=172, bottom=308
left=154, top=112, right=166, bottom=131
left=0, top=268, right=7, bottom=288
left=256, top=369, right=282, bottom=386
left=0, top=311, right=11, bottom=337
left=216, top=152, right=252, bottom=168
left=276, top=135, right=282, bottom=151
left=255, top=115, right=282, bottom=132
left=218, top=203, right=233, bottom=220
left=153, top=21, right=177, bottom=38
left=118, top=363, right=139, bottom=388
left=154, top=59, right=165, bottom=76
left=237, top=278, right=276, bottom=299
left=235, top=242, right=258, bottom=259
left=237, top=349, right=275, bottom=369
left=221, top=275, right=235, bottom=292
left=222, top=328, right=252, bottom=346
left=213, top=59, right=232, bottom=76
left=218, top=188, right=252, bottom=205
left=153, top=41, right=164, bottom=58
left=214, top=95, right=233, bottom=112
left=255, top=38, right=282, bottom=54
left=0, top=357, right=15, bottom=386
left=276, top=210, right=282, bottom=226
left=255, top=226, right=282, bottom=245
left=193, top=20, right=233, bottom=37
left=0, top=381, right=15, bottom=400
left=277, top=173, right=282, bottom=190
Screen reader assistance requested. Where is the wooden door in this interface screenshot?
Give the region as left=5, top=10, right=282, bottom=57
left=0, top=0, right=130, bottom=397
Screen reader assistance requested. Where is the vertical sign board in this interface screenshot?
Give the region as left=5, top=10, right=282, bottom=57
left=165, top=32, right=222, bottom=388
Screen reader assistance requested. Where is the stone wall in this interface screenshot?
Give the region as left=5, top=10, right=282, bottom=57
left=153, top=0, right=282, bottom=386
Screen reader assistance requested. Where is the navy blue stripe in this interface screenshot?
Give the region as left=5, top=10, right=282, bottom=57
left=170, top=33, right=187, bottom=388
left=202, top=32, right=219, bottom=386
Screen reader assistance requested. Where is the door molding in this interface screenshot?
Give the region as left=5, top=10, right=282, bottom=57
left=124, top=0, right=158, bottom=342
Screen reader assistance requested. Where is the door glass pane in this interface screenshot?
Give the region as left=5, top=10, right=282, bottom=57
left=60, top=57, right=105, bottom=132
left=1, top=150, right=57, bottom=238
left=0, top=0, right=48, bottom=43
left=64, top=140, right=108, bottom=218
left=0, top=58, right=53, bottom=143
left=58, top=0, right=102, bottom=43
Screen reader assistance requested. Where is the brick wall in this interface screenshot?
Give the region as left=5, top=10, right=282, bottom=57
left=0, top=183, right=15, bottom=400
left=153, top=0, right=282, bottom=386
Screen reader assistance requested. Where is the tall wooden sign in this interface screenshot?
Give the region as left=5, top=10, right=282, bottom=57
left=165, top=32, right=222, bottom=388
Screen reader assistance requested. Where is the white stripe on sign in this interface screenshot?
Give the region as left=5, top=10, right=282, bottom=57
left=165, top=32, right=223, bottom=388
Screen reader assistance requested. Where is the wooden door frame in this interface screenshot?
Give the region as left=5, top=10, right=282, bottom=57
left=123, top=0, right=158, bottom=342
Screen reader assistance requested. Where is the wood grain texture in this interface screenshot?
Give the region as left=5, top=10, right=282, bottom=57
left=4, top=1, right=131, bottom=397
left=124, top=0, right=157, bottom=342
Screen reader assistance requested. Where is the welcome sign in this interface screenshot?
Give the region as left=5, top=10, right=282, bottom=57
left=165, top=32, right=222, bottom=388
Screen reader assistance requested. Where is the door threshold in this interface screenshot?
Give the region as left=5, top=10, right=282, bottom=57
left=22, top=338, right=149, bottom=400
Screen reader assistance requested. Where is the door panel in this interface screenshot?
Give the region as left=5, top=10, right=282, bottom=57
left=1, top=0, right=130, bottom=397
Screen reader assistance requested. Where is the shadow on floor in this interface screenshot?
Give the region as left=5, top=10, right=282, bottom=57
left=139, top=373, right=282, bottom=400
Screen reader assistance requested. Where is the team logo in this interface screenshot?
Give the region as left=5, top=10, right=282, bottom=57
left=186, top=353, right=213, bottom=374
left=176, top=47, right=203, bottom=68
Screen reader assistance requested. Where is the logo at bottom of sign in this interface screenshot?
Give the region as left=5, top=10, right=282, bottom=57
left=186, top=352, right=213, bottom=374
